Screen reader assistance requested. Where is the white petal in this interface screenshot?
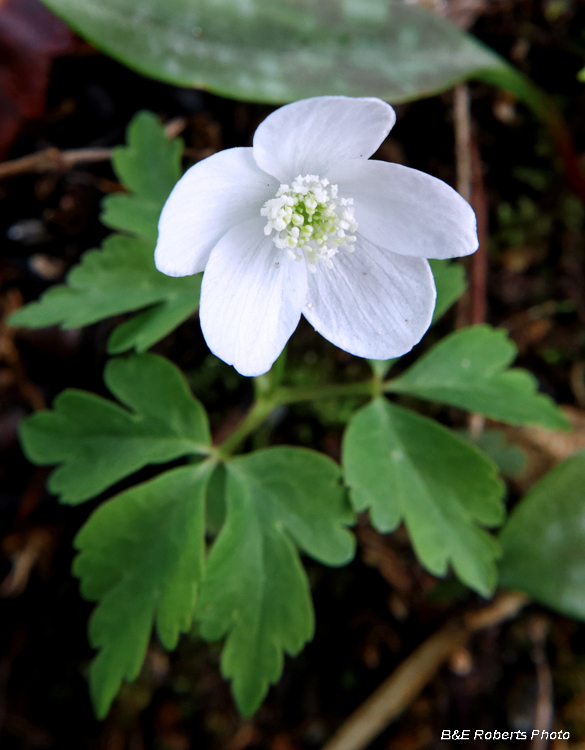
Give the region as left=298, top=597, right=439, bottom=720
left=253, top=97, right=396, bottom=183
left=327, top=160, right=478, bottom=259
left=200, top=217, right=308, bottom=377
left=155, top=148, right=277, bottom=277
left=303, top=235, right=435, bottom=360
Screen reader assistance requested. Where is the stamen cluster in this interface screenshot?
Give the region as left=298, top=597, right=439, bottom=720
left=261, top=175, right=358, bottom=271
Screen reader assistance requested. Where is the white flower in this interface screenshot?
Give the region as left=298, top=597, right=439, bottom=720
left=155, top=96, right=477, bottom=377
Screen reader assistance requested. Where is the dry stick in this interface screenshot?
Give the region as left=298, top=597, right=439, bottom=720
left=470, top=137, right=488, bottom=327
left=323, top=622, right=468, bottom=750
left=454, top=84, right=489, bottom=326
left=454, top=85, right=472, bottom=202
left=454, top=84, right=487, bottom=439
left=468, top=135, right=490, bottom=438
left=163, top=116, right=187, bottom=140
left=0, top=147, right=113, bottom=178
left=0, top=117, right=190, bottom=180
left=454, top=84, right=473, bottom=333
left=321, top=592, right=529, bottom=750
left=530, top=617, right=553, bottom=749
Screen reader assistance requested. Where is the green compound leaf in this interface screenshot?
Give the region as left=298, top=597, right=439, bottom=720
left=196, top=447, right=355, bottom=716
left=106, top=278, right=201, bottom=355
left=429, top=259, right=467, bottom=323
left=9, top=234, right=202, bottom=353
left=39, top=0, right=503, bottom=103
left=390, top=325, right=570, bottom=430
left=499, top=452, right=585, bottom=621
left=20, top=353, right=210, bottom=504
left=342, top=399, right=505, bottom=596
left=9, top=112, right=198, bottom=353
left=101, top=110, right=183, bottom=242
left=74, top=462, right=214, bottom=718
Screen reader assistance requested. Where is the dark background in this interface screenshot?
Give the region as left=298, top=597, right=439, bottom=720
left=2, top=0, right=585, bottom=747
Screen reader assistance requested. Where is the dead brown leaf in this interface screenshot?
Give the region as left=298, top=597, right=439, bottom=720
left=1, top=527, right=55, bottom=596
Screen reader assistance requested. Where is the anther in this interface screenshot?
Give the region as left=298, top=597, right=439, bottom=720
left=261, top=174, right=358, bottom=269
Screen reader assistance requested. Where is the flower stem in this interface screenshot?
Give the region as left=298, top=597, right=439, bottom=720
left=217, top=397, right=278, bottom=457
left=276, top=380, right=375, bottom=404
left=217, top=379, right=377, bottom=456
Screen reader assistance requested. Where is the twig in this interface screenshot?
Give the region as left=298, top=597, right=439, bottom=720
left=15, top=468, right=49, bottom=525
left=454, top=84, right=473, bottom=332
left=468, top=136, right=489, bottom=441
left=1, top=528, right=54, bottom=597
left=470, top=137, right=488, bottom=327
left=322, top=621, right=468, bottom=750
left=454, top=85, right=472, bottom=202
left=163, top=116, right=187, bottom=139
left=530, top=616, right=553, bottom=749
left=0, top=288, right=46, bottom=411
left=464, top=591, right=530, bottom=630
left=454, top=85, right=488, bottom=438
left=0, top=147, right=113, bottom=179
left=0, top=117, right=203, bottom=180
left=321, top=591, right=529, bottom=750
left=454, top=84, right=488, bottom=327
left=569, top=362, right=585, bottom=408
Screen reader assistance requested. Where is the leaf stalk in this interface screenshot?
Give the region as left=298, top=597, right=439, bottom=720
left=217, top=379, right=378, bottom=456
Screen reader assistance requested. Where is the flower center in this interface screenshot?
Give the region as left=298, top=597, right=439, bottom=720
left=260, top=174, right=358, bottom=272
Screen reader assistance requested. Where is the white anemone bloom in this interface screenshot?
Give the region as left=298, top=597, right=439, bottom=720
left=155, top=96, right=478, bottom=377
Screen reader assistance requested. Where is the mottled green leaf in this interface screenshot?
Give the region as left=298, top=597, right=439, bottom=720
left=20, top=353, right=210, bottom=503
left=343, top=399, right=505, bottom=595
left=196, top=447, right=355, bottom=715
left=499, top=452, right=585, bottom=620
left=39, top=0, right=504, bottom=103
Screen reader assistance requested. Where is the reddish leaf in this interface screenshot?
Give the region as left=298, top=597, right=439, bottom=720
left=0, top=0, right=72, bottom=157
